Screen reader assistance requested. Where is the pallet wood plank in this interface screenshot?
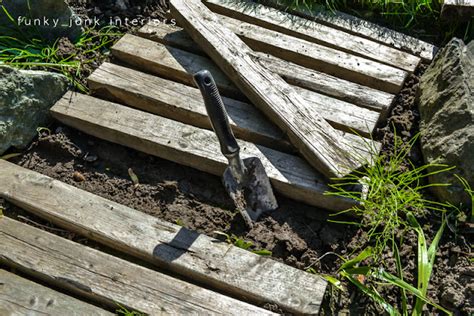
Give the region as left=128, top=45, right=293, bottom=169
left=205, top=0, right=420, bottom=72
left=0, top=217, right=275, bottom=316
left=264, top=0, right=438, bottom=61
left=94, top=52, right=379, bottom=137
left=89, top=63, right=378, bottom=150
left=0, top=160, right=327, bottom=314
left=209, top=13, right=408, bottom=93
left=89, top=62, right=292, bottom=152
left=0, top=270, right=113, bottom=316
left=171, top=0, right=366, bottom=178
left=137, top=22, right=395, bottom=113
left=50, top=92, right=359, bottom=210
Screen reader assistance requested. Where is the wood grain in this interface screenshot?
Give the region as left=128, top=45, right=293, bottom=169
left=263, top=0, right=438, bottom=61
left=0, top=217, right=275, bottom=316
left=0, top=270, right=113, bottom=316
left=93, top=54, right=379, bottom=137
left=89, top=62, right=292, bottom=152
left=50, top=92, right=362, bottom=210
left=205, top=0, right=421, bottom=72
left=170, top=0, right=364, bottom=178
left=136, top=22, right=395, bottom=113
left=210, top=13, right=407, bottom=93
left=0, top=160, right=327, bottom=314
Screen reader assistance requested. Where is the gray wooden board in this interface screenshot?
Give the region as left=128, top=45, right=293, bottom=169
left=206, top=13, right=407, bottom=94
left=205, top=0, right=421, bottom=72
left=50, top=92, right=360, bottom=210
left=0, top=160, right=327, bottom=314
left=0, top=217, right=275, bottom=316
left=0, top=270, right=113, bottom=316
left=171, top=0, right=368, bottom=179
left=137, top=22, right=395, bottom=114
left=264, top=0, right=438, bottom=61
left=96, top=46, right=380, bottom=137
left=89, top=62, right=293, bottom=153
left=89, top=62, right=379, bottom=150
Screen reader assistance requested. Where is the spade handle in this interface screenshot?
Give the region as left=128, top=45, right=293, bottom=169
left=193, top=70, right=240, bottom=158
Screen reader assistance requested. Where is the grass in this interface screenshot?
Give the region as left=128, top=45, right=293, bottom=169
left=0, top=6, right=121, bottom=92
left=326, top=133, right=455, bottom=258
left=320, top=132, right=471, bottom=314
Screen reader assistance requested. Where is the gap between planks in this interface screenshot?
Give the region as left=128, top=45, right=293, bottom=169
left=136, top=22, right=395, bottom=115
left=93, top=53, right=380, bottom=138
left=204, top=0, right=421, bottom=72
left=0, top=216, right=275, bottom=316
left=0, top=160, right=326, bottom=314
left=0, top=270, right=114, bottom=316
left=51, top=91, right=361, bottom=210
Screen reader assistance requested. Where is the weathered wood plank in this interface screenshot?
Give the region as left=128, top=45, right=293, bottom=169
left=263, top=0, right=438, bottom=61
left=0, top=270, right=113, bottom=316
left=137, top=22, right=395, bottom=113
left=89, top=62, right=292, bottom=152
left=51, top=92, right=360, bottom=210
left=205, top=0, right=421, bottom=72
left=209, top=13, right=408, bottom=93
left=0, top=161, right=327, bottom=314
left=171, top=0, right=366, bottom=179
left=93, top=54, right=379, bottom=138
left=0, top=217, right=275, bottom=316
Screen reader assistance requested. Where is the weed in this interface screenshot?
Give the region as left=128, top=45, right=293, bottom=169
left=334, top=214, right=451, bottom=315
left=128, top=168, right=140, bottom=188
left=325, top=133, right=454, bottom=258
left=213, top=231, right=272, bottom=256
left=116, top=304, right=146, bottom=316
left=0, top=6, right=121, bottom=92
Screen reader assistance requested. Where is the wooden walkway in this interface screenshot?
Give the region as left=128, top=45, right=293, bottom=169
left=2, top=1, right=437, bottom=314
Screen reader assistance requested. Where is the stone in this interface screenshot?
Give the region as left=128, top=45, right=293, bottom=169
left=0, top=66, right=69, bottom=155
left=0, top=0, right=83, bottom=42
left=417, top=38, right=474, bottom=208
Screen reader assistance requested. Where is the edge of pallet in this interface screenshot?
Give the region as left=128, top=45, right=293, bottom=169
left=0, top=160, right=326, bottom=314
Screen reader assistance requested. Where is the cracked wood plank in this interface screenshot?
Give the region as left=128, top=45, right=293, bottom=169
left=136, top=22, right=395, bottom=114
left=50, top=92, right=361, bottom=210
left=170, top=0, right=365, bottom=179
left=0, top=270, right=113, bottom=316
left=0, top=217, right=275, bottom=316
left=205, top=0, right=420, bottom=72
left=0, top=160, right=326, bottom=314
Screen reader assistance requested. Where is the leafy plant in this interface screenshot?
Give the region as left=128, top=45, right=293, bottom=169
left=325, top=133, right=454, bottom=258
left=213, top=231, right=272, bottom=256
left=336, top=214, right=450, bottom=315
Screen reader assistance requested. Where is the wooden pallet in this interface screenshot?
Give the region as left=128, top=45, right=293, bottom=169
left=0, top=160, right=325, bottom=315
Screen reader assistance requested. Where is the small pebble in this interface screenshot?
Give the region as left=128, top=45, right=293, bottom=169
left=83, top=153, right=98, bottom=163
left=73, top=171, right=86, bottom=182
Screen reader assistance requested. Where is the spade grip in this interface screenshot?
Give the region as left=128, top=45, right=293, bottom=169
left=193, top=70, right=239, bottom=158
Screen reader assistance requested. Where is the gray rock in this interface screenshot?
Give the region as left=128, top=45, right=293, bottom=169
left=417, top=38, right=474, bottom=208
left=0, top=0, right=83, bottom=42
left=0, top=66, right=69, bottom=155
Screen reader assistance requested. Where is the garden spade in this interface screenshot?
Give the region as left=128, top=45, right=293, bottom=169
left=193, top=70, right=278, bottom=228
